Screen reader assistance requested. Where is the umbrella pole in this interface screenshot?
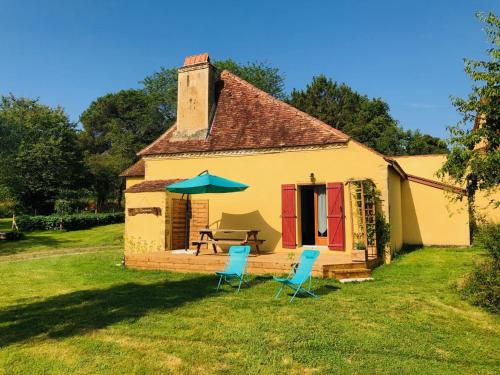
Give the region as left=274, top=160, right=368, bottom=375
left=184, top=194, right=190, bottom=251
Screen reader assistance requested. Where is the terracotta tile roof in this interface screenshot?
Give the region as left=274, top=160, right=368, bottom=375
left=138, top=70, right=349, bottom=156
left=119, top=159, right=145, bottom=177
left=184, top=53, right=210, bottom=66
left=125, top=179, right=184, bottom=193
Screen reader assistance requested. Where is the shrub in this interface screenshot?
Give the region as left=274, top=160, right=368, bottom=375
left=0, top=186, right=18, bottom=217
left=0, top=200, right=16, bottom=218
left=474, top=222, right=500, bottom=264
left=16, top=212, right=124, bottom=232
left=460, top=223, right=500, bottom=313
left=376, top=212, right=391, bottom=257
left=461, top=260, right=499, bottom=314
left=54, top=199, right=73, bottom=216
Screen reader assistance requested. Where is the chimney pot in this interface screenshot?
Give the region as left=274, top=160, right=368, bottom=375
left=183, top=53, right=210, bottom=67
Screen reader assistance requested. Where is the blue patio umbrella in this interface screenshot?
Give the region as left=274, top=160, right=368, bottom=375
left=166, top=171, right=248, bottom=251
left=166, top=171, right=248, bottom=194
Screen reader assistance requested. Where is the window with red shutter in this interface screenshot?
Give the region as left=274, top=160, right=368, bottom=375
left=281, top=184, right=297, bottom=249
left=327, top=182, right=345, bottom=250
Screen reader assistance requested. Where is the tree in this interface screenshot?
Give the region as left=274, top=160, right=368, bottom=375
left=288, top=75, right=448, bottom=155
left=403, top=129, right=449, bottom=155
left=80, top=60, right=285, bottom=208
left=0, top=95, right=85, bottom=214
left=141, top=59, right=286, bottom=123
left=439, top=12, right=500, bottom=221
left=80, top=89, right=166, bottom=209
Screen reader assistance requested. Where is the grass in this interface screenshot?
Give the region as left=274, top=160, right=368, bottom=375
left=0, top=246, right=498, bottom=374
left=0, top=219, right=123, bottom=257
left=0, top=218, right=11, bottom=232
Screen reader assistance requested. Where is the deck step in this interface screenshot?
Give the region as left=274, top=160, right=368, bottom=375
left=125, top=251, right=381, bottom=279
left=322, top=262, right=370, bottom=270
left=339, top=277, right=374, bottom=283
left=323, top=267, right=372, bottom=280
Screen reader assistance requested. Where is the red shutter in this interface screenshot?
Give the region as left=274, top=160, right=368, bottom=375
left=281, top=184, right=297, bottom=249
left=327, top=182, right=345, bottom=251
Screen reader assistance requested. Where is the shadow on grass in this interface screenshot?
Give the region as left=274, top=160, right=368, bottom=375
left=0, top=275, right=222, bottom=346
left=213, top=275, right=270, bottom=292
left=277, top=282, right=341, bottom=299
left=315, top=284, right=341, bottom=296
left=0, top=233, right=80, bottom=256
left=390, top=245, right=424, bottom=261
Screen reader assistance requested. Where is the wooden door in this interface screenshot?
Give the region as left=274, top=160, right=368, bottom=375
left=171, top=199, right=209, bottom=250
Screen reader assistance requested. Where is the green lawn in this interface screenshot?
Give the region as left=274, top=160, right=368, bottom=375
left=0, top=220, right=123, bottom=257
left=0, top=246, right=498, bottom=374
left=0, top=218, right=11, bottom=232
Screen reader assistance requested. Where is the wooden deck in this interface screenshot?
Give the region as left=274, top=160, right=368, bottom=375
left=125, top=250, right=382, bottom=280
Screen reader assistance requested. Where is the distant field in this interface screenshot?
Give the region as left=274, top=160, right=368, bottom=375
left=0, top=221, right=123, bottom=257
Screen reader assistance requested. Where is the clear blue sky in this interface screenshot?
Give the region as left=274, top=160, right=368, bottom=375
left=1, top=0, right=498, bottom=138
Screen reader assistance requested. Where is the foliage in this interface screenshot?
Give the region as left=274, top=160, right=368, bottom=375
left=214, top=59, right=286, bottom=99
left=355, top=242, right=367, bottom=250
left=0, top=247, right=497, bottom=373
left=475, top=222, right=500, bottom=264
left=288, top=75, right=448, bottom=156
left=54, top=199, right=73, bottom=216
left=404, top=130, right=449, bottom=155
left=461, top=260, right=499, bottom=314
left=0, top=186, right=18, bottom=218
left=79, top=89, right=166, bottom=208
left=376, top=212, right=391, bottom=257
left=16, top=212, right=124, bottom=232
left=439, top=12, right=500, bottom=214
left=0, top=95, right=85, bottom=214
left=460, top=222, right=500, bottom=313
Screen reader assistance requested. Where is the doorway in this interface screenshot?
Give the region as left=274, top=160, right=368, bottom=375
left=300, top=185, right=328, bottom=246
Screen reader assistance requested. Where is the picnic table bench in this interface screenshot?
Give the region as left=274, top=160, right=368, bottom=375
left=192, top=229, right=264, bottom=256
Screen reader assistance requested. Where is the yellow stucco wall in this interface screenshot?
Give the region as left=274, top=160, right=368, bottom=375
left=393, top=154, right=446, bottom=180
left=388, top=168, right=403, bottom=252
left=143, top=142, right=391, bottom=254
left=125, top=177, right=145, bottom=189
left=401, top=180, right=470, bottom=246
left=394, top=154, right=498, bottom=223
left=476, top=188, right=500, bottom=223
left=124, top=192, right=168, bottom=253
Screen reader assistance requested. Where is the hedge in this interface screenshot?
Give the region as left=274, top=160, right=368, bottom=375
left=16, top=212, right=125, bottom=232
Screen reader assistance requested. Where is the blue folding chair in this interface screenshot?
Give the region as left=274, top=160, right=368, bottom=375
left=215, top=245, right=251, bottom=293
left=273, top=249, right=320, bottom=302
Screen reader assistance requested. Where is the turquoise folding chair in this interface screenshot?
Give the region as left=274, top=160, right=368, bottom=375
left=215, top=245, right=251, bottom=293
left=273, top=249, right=320, bottom=302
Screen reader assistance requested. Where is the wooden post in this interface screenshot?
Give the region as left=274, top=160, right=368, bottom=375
left=347, top=182, right=354, bottom=251
left=12, top=214, right=19, bottom=232
left=360, top=182, right=368, bottom=262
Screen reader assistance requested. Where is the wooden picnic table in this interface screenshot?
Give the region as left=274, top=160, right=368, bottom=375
left=192, top=229, right=264, bottom=256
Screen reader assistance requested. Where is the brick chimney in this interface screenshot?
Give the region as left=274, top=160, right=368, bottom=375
left=173, top=53, right=215, bottom=140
